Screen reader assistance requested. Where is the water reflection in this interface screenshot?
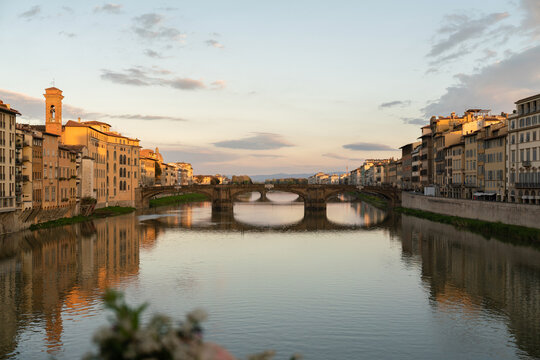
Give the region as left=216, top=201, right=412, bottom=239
left=0, top=215, right=143, bottom=358
left=399, top=215, right=540, bottom=359
left=0, top=201, right=539, bottom=359
left=139, top=200, right=388, bottom=231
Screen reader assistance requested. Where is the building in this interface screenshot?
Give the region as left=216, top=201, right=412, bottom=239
left=21, top=87, right=142, bottom=208
left=57, top=144, right=77, bottom=207
left=411, top=143, right=422, bottom=190
left=400, top=143, right=420, bottom=190
left=15, top=126, right=34, bottom=209
left=483, top=122, right=507, bottom=201
left=308, top=172, right=329, bottom=184
left=42, top=132, right=60, bottom=209
left=419, top=125, right=433, bottom=187
left=507, top=94, right=540, bottom=204
left=446, top=140, right=465, bottom=199
left=173, top=162, right=193, bottom=185
left=140, top=148, right=161, bottom=187
left=31, top=129, right=43, bottom=208
left=161, top=163, right=178, bottom=186
left=0, top=100, right=19, bottom=212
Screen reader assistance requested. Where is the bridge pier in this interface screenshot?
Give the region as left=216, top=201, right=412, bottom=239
left=211, top=186, right=234, bottom=211
left=304, top=187, right=327, bottom=213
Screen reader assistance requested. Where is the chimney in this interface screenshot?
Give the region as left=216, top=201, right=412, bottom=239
left=78, top=117, right=81, bottom=122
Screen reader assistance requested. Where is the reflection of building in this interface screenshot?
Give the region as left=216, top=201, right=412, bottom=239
left=0, top=214, right=141, bottom=356
left=399, top=214, right=540, bottom=359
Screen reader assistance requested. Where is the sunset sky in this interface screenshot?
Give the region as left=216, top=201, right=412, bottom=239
left=1, top=0, right=539, bottom=175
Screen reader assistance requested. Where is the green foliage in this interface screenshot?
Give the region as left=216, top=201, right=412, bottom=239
left=81, top=197, right=97, bottom=205
left=396, top=207, right=540, bottom=247
left=84, top=290, right=301, bottom=360
left=149, top=193, right=208, bottom=207
left=30, top=206, right=135, bottom=230
left=84, top=289, right=208, bottom=360
left=349, top=192, right=388, bottom=209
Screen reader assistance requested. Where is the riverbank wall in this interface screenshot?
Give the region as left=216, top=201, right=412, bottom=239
left=402, top=192, right=540, bottom=229
left=0, top=205, right=77, bottom=235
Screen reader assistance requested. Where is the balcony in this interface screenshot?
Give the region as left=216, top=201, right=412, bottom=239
left=15, top=175, right=30, bottom=182
left=515, top=182, right=540, bottom=189
left=522, top=160, right=531, bottom=168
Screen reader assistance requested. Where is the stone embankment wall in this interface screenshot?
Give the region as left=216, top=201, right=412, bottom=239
left=402, top=192, right=540, bottom=229
left=0, top=205, right=77, bottom=235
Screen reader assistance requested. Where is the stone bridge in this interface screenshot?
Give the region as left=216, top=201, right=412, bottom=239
left=135, top=184, right=361, bottom=211
left=361, top=186, right=402, bottom=207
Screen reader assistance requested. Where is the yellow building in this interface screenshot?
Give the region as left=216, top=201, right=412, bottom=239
left=0, top=100, right=19, bottom=212
left=483, top=122, right=508, bottom=201
left=42, top=132, right=60, bottom=209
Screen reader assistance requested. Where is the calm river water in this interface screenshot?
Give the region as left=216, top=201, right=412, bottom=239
left=0, top=192, right=539, bottom=359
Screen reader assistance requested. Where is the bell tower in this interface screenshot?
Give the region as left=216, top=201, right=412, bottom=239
left=44, top=87, right=64, bottom=136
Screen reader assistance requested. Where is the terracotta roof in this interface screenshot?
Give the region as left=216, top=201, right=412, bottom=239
left=0, top=100, right=21, bottom=115
left=61, top=144, right=86, bottom=152
left=43, top=132, right=60, bottom=137
left=83, top=120, right=111, bottom=127
left=65, top=120, right=139, bottom=142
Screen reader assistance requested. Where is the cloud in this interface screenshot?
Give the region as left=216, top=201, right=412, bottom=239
left=213, top=133, right=293, bottom=150
left=159, top=146, right=241, bottom=164
left=100, top=67, right=215, bottom=91
left=132, top=13, right=186, bottom=42
left=108, top=114, right=187, bottom=122
left=0, top=89, right=188, bottom=123
left=20, top=5, right=40, bottom=19
left=520, top=0, right=540, bottom=38
left=62, top=6, right=74, bottom=14
left=59, top=31, right=76, bottom=38
left=322, top=153, right=363, bottom=161
left=428, top=12, right=509, bottom=58
left=94, top=3, right=122, bottom=14
left=379, top=100, right=411, bottom=109
left=401, top=117, right=427, bottom=126
left=144, top=49, right=163, bottom=58
left=423, top=45, right=540, bottom=117
left=342, top=142, right=395, bottom=151
left=210, top=80, right=226, bottom=90
left=249, top=154, right=284, bottom=158
left=205, top=39, right=224, bottom=48
left=168, top=78, right=205, bottom=90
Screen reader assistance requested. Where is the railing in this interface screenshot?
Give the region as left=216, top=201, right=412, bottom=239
left=522, top=160, right=531, bottom=167
left=515, top=182, right=540, bottom=189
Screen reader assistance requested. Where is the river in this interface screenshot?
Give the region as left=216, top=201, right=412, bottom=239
left=0, top=192, right=539, bottom=359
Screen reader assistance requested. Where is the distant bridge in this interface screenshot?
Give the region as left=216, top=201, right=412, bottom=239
left=135, top=184, right=364, bottom=211
left=361, top=186, right=402, bottom=208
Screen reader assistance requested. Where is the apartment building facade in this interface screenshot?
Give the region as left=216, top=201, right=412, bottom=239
left=0, top=100, right=19, bottom=212
left=507, top=94, right=540, bottom=204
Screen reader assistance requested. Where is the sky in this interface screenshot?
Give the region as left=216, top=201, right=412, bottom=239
left=1, top=0, right=539, bottom=175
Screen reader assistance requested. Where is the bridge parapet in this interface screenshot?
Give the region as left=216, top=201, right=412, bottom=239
left=136, top=184, right=362, bottom=210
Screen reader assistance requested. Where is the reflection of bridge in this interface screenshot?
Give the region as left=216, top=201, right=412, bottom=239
left=139, top=204, right=393, bottom=232
left=136, top=184, right=362, bottom=210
